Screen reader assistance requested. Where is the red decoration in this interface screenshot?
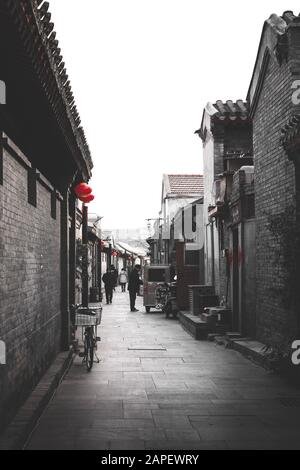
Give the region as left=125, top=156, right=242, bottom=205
left=74, top=182, right=92, bottom=197
left=79, top=194, right=95, bottom=203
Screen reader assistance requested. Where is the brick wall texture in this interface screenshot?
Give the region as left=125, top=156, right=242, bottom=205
left=0, top=146, right=61, bottom=428
left=253, top=53, right=298, bottom=345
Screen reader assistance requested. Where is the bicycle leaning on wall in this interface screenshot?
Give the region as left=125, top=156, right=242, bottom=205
left=74, top=305, right=102, bottom=371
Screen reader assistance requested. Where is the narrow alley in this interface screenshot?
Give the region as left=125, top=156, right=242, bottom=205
left=26, top=291, right=300, bottom=451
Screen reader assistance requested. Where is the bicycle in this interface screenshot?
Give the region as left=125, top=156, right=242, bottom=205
left=74, top=305, right=102, bottom=371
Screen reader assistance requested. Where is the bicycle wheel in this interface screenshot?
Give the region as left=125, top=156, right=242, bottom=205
left=84, top=329, right=94, bottom=371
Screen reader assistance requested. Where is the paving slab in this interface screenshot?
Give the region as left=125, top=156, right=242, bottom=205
left=25, top=291, right=300, bottom=450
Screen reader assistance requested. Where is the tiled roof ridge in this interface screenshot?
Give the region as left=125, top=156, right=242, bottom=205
left=167, top=173, right=203, bottom=176
left=166, top=174, right=204, bottom=195
left=212, top=100, right=249, bottom=118
left=277, top=11, right=300, bottom=27
left=32, top=1, right=93, bottom=171
left=263, top=12, right=300, bottom=38
left=4, top=0, right=93, bottom=175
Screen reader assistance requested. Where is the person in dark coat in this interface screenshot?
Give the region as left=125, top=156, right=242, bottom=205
left=128, top=264, right=143, bottom=312
left=110, top=265, right=118, bottom=291
left=102, top=269, right=115, bottom=304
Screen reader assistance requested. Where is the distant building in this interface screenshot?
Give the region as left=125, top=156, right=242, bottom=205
left=150, top=174, right=204, bottom=265
left=109, top=228, right=149, bottom=242
left=147, top=174, right=204, bottom=312
left=170, top=198, right=205, bottom=310
left=161, top=174, right=204, bottom=221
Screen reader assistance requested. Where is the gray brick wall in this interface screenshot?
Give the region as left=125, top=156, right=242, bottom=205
left=253, top=55, right=298, bottom=346
left=0, top=146, right=61, bottom=428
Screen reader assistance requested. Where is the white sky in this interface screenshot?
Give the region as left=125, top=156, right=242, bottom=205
left=50, top=0, right=299, bottom=230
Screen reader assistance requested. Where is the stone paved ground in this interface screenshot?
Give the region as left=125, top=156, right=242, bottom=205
left=26, top=292, right=300, bottom=450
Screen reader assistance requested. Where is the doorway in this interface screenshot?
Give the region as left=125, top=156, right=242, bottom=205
left=232, top=227, right=239, bottom=331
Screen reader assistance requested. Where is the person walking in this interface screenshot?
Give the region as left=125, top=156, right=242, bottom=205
left=110, top=265, right=118, bottom=292
left=119, top=268, right=128, bottom=292
left=128, top=264, right=143, bottom=312
left=102, top=268, right=115, bottom=304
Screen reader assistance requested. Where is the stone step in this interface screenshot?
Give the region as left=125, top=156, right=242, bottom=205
left=221, top=337, right=273, bottom=370
left=226, top=332, right=242, bottom=340
left=178, top=311, right=213, bottom=340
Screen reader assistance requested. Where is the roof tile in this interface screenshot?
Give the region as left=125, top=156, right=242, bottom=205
left=166, top=174, right=204, bottom=195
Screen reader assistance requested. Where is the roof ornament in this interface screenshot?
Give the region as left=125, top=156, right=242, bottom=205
left=38, top=2, right=49, bottom=17
left=205, top=102, right=218, bottom=116
left=282, top=11, right=297, bottom=25
left=267, top=14, right=287, bottom=35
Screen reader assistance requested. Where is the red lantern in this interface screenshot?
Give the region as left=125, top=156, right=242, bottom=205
left=74, top=182, right=92, bottom=198
left=79, top=193, right=95, bottom=203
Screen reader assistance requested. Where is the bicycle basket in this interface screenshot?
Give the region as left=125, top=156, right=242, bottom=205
left=75, top=306, right=102, bottom=326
